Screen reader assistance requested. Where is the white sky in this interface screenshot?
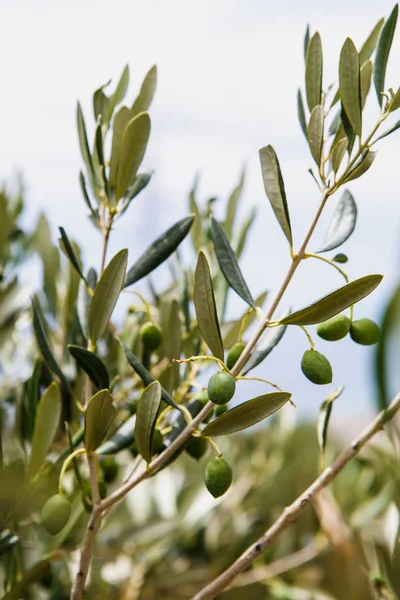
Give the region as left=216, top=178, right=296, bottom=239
left=1, top=0, right=399, bottom=427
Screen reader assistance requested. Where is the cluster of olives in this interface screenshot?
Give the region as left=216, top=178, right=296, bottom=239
left=301, top=315, right=380, bottom=385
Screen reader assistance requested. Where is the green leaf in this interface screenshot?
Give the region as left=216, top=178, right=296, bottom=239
left=316, top=190, right=357, bottom=253
left=303, top=24, right=310, bottom=61
left=161, top=299, right=181, bottom=393
left=236, top=206, right=257, bottom=259
left=188, top=183, right=202, bottom=252
left=88, top=249, right=128, bottom=343
left=224, top=169, right=245, bottom=238
left=375, top=118, right=400, bottom=141
left=280, top=274, right=383, bottom=326
left=104, top=64, right=130, bottom=125
left=32, top=296, right=69, bottom=387
left=96, top=414, right=136, bottom=455
left=259, top=145, right=292, bottom=245
left=76, top=103, right=96, bottom=194
left=125, top=216, right=194, bottom=287
left=84, top=390, right=115, bottom=452
left=194, top=252, right=224, bottom=360
left=29, top=383, right=61, bottom=478
left=241, top=312, right=289, bottom=375
left=297, top=89, right=307, bottom=138
left=331, top=137, right=348, bottom=174
left=121, top=343, right=180, bottom=410
left=93, top=79, right=111, bottom=121
left=134, top=381, right=161, bottom=463
left=341, top=105, right=356, bottom=155
left=68, top=345, right=109, bottom=390
left=339, top=38, right=362, bottom=137
left=119, top=172, right=153, bottom=215
left=305, top=32, right=323, bottom=111
left=317, top=387, right=344, bottom=470
left=360, top=60, right=373, bottom=109
left=359, top=17, right=385, bottom=65
left=211, top=218, right=255, bottom=309
left=389, top=87, right=400, bottom=112
left=132, top=65, right=158, bottom=116
left=58, top=227, right=87, bottom=283
left=115, top=112, right=151, bottom=202
left=343, top=150, right=377, bottom=182
left=375, top=281, right=400, bottom=410
left=374, top=5, right=398, bottom=106
left=109, top=106, right=133, bottom=189
left=202, top=392, right=291, bottom=437
left=79, top=172, right=99, bottom=224
left=307, top=105, right=324, bottom=166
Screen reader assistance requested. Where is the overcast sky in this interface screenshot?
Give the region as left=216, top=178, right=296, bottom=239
left=1, top=0, right=399, bottom=427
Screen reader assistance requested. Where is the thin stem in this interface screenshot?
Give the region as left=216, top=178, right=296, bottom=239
left=100, top=213, right=114, bottom=275
left=305, top=253, right=349, bottom=283
left=299, top=325, right=315, bottom=350
left=192, top=392, right=400, bottom=600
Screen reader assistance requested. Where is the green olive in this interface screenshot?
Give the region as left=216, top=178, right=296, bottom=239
left=42, top=494, right=71, bottom=535
left=226, top=342, right=246, bottom=370
left=140, top=322, right=163, bottom=351
left=350, top=318, right=380, bottom=345
left=205, top=457, right=233, bottom=498
left=317, top=314, right=351, bottom=341
left=186, top=436, right=208, bottom=460
left=207, top=372, right=236, bottom=405
left=301, top=349, right=332, bottom=385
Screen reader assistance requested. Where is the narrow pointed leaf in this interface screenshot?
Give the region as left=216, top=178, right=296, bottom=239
left=194, top=252, right=224, bottom=360
left=68, top=345, right=109, bottom=390
left=280, top=274, right=383, bottom=326
left=77, top=103, right=96, bottom=193
left=109, top=106, right=133, bottom=188
left=162, top=300, right=181, bottom=393
left=242, top=311, right=289, bottom=375
left=88, top=249, right=128, bottom=343
left=122, top=343, right=180, bottom=410
left=29, top=383, right=61, bottom=478
left=105, top=64, right=130, bottom=124
left=225, top=169, right=246, bottom=238
left=317, top=190, right=357, bottom=253
left=374, top=5, right=398, bottom=106
left=32, top=296, right=69, bottom=387
left=96, top=414, right=136, bottom=455
left=340, top=106, right=356, bottom=155
left=375, top=118, right=400, bottom=141
left=202, top=392, right=291, bottom=437
left=303, top=24, right=310, bottom=61
left=331, top=137, right=348, bottom=173
left=132, top=65, right=158, bottom=116
left=317, top=387, right=344, bottom=470
left=79, top=172, right=99, bottom=222
left=343, top=150, right=377, bottom=182
left=58, top=227, right=87, bottom=283
left=359, top=18, right=385, bottom=64
left=360, top=60, right=373, bottom=109
left=125, top=216, right=194, bottom=287
left=297, top=89, right=307, bottom=137
left=135, top=381, right=161, bottom=463
left=305, top=32, right=323, bottom=111
left=115, top=112, right=151, bottom=202
left=259, top=145, right=292, bottom=244
left=84, top=390, right=115, bottom=452
left=189, top=185, right=202, bottom=252
left=389, top=87, right=400, bottom=112
left=339, top=38, right=362, bottom=136
left=328, top=109, right=341, bottom=136
left=93, top=79, right=111, bottom=121
left=307, top=105, right=324, bottom=166
left=211, top=218, right=255, bottom=308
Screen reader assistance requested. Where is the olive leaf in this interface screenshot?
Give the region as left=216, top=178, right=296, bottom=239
left=29, top=383, right=61, bottom=478
left=88, top=248, right=128, bottom=343
left=317, top=386, right=344, bottom=470
left=58, top=227, right=87, bottom=284
left=161, top=299, right=181, bottom=394
left=375, top=118, right=400, bottom=142
left=79, top=172, right=100, bottom=224
left=115, top=112, right=151, bottom=202
left=343, top=150, right=377, bottom=182
left=194, top=251, right=224, bottom=360
left=68, top=345, right=109, bottom=390
left=77, top=102, right=96, bottom=194
left=124, top=216, right=194, bottom=287
left=259, top=145, right=292, bottom=245
left=297, top=89, right=307, bottom=138
left=224, top=168, right=246, bottom=238
left=359, top=17, right=385, bottom=65
left=360, top=60, right=373, bottom=109
left=316, top=190, right=357, bottom=253
left=341, top=105, right=356, bottom=155
left=303, top=24, right=310, bottom=61
left=241, top=310, right=289, bottom=375
left=331, top=137, right=348, bottom=174
left=119, top=172, right=153, bottom=215
left=374, top=5, right=398, bottom=106
left=202, top=392, right=291, bottom=437
left=307, top=105, right=324, bottom=166
left=84, top=390, right=116, bottom=453
left=305, top=32, right=323, bottom=111
left=109, top=106, right=134, bottom=189
left=104, top=64, right=130, bottom=125
left=135, top=381, right=162, bottom=463
left=339, top=38, right=362, bottom=137
left=375, top=281, right=400, bottom=410
left=96, top=414, right=136, bottom=455
left=280, top=274, right=383, bottom=326
left=132, top=65, right=158, bottom=116
left=211, top=218, right=255, bottom=309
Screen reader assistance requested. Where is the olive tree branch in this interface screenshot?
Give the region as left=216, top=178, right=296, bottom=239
left=192, top=392, right=400, bottom=600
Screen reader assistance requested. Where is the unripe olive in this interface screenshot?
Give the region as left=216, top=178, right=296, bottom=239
left=207, top=372, right=236, bottom=405
left=152, top=428, right=164, bottom=454
left=301, top=350, right=332, bottom=385
left=101, top=457, right=119, bottom=484
left=193, top=390, right=212, bottom=422
left=317, top=314, right=351, bottom=341
left=205, top=457, right=233, bottom=498
left=226, top=342, right=246, bottom=371
left=350, top=318, right=380, bottom=345
left=98, top=480, right=107, bottom=500
left=186, top=436, right=208, bottom=460
left=140, top=322, right=163, bottom=351
left=215, top=404, right=228, bottom=417
left=42, top=494, right=71, bottom=535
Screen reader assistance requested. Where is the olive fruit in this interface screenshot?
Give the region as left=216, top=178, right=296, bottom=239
left=101, top=457, right=119, bottom=484
left=193, top=390, right=212, bottom=423
left=207, top=372, right=236, bottom=405
left=226, top=342, right=246, bottom=371
left=350, top=319, right=380, bottom=345
left=205, top=457, right=233, bottom=498
left=215, top=404, right=228, bottom=417
left=140, top=322, right=163, bottom=351
left=42, top=494, right=71, bottom=535
left=301, top=349, right=332, bottom=385
left=186, top=436, right=208, bottom=460
left=317, top=314, right=351, bottom=341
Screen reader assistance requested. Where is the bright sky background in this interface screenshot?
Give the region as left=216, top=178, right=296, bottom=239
left=1, top=0, right=399, bottom=431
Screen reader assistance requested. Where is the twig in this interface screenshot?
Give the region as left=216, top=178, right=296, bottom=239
left=191, top=392, right=400, bottom=599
